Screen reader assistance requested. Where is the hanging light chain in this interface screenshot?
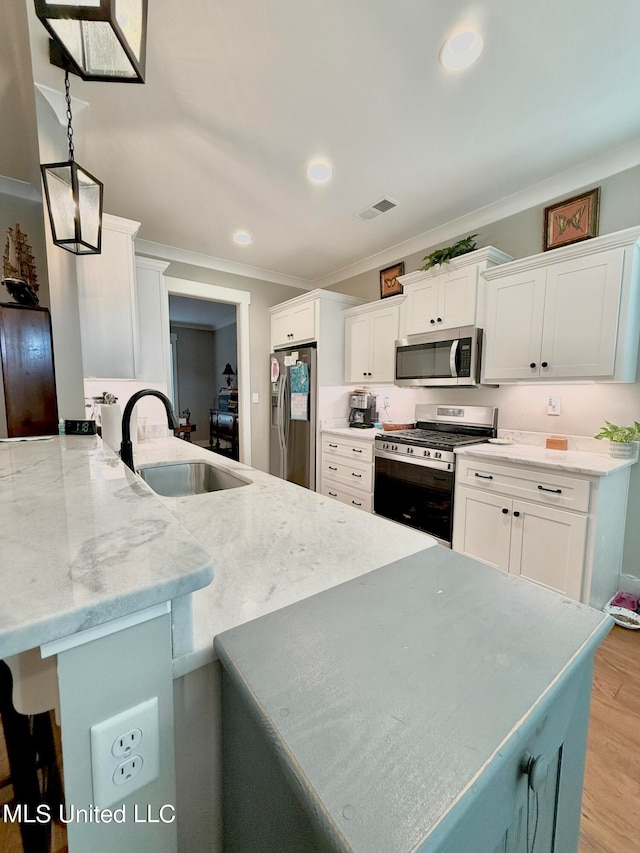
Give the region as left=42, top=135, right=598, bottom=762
left=64, top=70, right=75, bottom=163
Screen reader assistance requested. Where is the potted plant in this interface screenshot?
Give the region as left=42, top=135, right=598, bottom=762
left=419, top=234, right=478, bottom=271
left=594, top=420, right=640, bottom=457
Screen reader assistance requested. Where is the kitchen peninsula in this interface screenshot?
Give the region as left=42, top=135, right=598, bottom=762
left=0, top=434, right=612, bottom=853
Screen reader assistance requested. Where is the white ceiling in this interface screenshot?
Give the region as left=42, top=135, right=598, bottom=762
left=26, top=0, right=640, bottom=286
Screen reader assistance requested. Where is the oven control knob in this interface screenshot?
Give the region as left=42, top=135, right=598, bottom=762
left=392, top=444, right=397, bottom=451
left=407, top=447, right=414, bottom=454
left=424, top=450, right=430, bottom=457
left=382, top=442, right=388, bottom=450
left=434, top=451, right=442, bottom=459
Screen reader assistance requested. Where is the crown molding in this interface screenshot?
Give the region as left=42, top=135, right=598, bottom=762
left=0, top=174, right=41, bottom=202
left=135, top=238, right=313, bottom=290
left=312, top=139, right=640, bottom=289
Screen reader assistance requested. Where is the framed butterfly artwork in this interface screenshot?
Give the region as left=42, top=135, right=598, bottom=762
left=543, top=187, right=600, bottom=251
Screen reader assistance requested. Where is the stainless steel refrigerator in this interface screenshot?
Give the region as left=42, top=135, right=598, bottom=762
left=269, top=345, right=317, bottom=490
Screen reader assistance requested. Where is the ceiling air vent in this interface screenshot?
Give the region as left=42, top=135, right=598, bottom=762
left=355, top=197, right=399, bottom=222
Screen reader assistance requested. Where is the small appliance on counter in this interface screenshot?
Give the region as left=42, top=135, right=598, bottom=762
left=349, top=392, right=377, bottom=428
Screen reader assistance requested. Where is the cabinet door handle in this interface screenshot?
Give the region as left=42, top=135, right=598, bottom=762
left=328, top=465, right=337, bottom=471
left=538, top=485, right=562, bottom=494
left=437, top=317, right=442, bottom=323
left=352, top=448, right=363, bottom=453
left=529, top=362, right=537, bottom=369
left=351, top=472, right=362, bottom=478
left=513, top=511, right=521, bottom=518
left=328, top=443, right=338, bottom=448
left=430, top=319, right=436, bottom=324
left=352, top=500, right=362, bottom=506
left=541, top=361, right=548, bottom=368
left=502, top=508, right=509, bottom=514
left=328, top=491, right=337, bottom=497
left=475, top=472, right=493, bottom=480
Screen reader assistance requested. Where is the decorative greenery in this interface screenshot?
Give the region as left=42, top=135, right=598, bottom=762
left=594, top=421, right=640, bottom=443
left=420, top=234, right=478, bottom=271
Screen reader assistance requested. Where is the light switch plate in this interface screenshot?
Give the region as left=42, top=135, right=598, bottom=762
left=547, top=396, right=561, bottom=416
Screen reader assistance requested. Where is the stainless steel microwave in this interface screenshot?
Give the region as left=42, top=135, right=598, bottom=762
left=394, top=326, right=483, bottom=386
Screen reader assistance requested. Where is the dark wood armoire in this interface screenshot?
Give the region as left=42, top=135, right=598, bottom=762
left=0, top=303, right=59, bottom=437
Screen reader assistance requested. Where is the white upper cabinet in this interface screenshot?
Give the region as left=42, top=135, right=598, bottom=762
left=76, top=214, right=170, bottom=381
left=269, top=289, right=362, bottom=385
left=397, top=246, right=512, bottom=337
left=482, top=227, right=640, bottom=382
left=344, top=297, right=401, bottom=384
left=271, top=300, right=316, bottom=349
left=76, top=214, right=140, bottom=378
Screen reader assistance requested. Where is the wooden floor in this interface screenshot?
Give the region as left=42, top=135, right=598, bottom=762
left=0, top=625, right=637, bottom=852
left=579, top=625, right=640, bottom=853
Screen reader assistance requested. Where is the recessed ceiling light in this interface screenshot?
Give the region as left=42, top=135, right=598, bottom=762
left=440, top=30, right=484, bottom=71
left=232, top=230, right=252, bottom=245
left=306, top=160, right=333, bottom=183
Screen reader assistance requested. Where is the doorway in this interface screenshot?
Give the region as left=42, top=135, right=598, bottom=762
left=163, top=277, right=251, bottom=465
left=169, top=295, right=238, bottom=455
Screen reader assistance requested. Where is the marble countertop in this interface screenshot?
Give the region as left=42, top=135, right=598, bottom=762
left=129, top=438, right=436, bottom=677
left=455, top=441, right=637, bottom=476
left=0, top=436, right=213, bottom=659
left=321, top=427, right=380, bottom=441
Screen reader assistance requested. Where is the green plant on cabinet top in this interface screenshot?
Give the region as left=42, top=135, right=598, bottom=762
left=420, top=234, right=478, bottom=271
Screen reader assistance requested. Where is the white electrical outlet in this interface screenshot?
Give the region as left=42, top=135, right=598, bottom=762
left=383, top=396, right=391, bottom=407
left=547, top=396, right=561, bottom=416
left=252, top=392, right=259, bottom=404
left=90, top=697, right=160, bottom=809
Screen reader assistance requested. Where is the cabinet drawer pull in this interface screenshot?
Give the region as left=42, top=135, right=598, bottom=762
left=513, top=511, right=521, bottom=518
left=351, top=472, right=362, bottom=478
left=475, top=472, right=493, bottom=480
left=502, top=508, right=509, bottom=514
left=328, top=491, right=337, bottom=497
left=328, top=443, right=338, bottom=448
left=538, top=485, right=562, bottom=494
left=328, top=465, right=337, bottom=471
left=352, top=448, right=363, bottom=453
left=529, top=362, right=537, bottom=369
left=352, top=500, right=362, bottom=506
left=541, top=361, right=548, bottom=368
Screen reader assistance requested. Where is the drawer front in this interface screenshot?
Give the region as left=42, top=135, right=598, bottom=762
left=457, top=457, right=590, bottom=512
left=322, top=456, right=373, bottom=493
left=321, top=480, right=372, bottom=513
left=321, top=434, right=374, bottom=463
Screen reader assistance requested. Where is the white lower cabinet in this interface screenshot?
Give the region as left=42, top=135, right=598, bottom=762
left=453, top=455, right=631, bottom=607
left=320, top=434, right=373, bottom=513
left=454, top=486, right=586, bottom=600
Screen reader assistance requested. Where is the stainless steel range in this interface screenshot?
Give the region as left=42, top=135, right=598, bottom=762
left=374, top=404, right=498, bottom=544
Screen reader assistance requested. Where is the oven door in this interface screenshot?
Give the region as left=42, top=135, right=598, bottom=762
left=374, top=454, right=453, bottom=544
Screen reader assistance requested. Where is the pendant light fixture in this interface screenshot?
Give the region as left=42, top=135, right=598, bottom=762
left=34, top=0, right=148, bottom=83
left=41, top=71, right=104, bottom=255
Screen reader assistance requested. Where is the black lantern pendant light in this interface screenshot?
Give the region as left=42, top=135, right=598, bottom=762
left=34, top=0, right=148, bottom=83
left=41, top=71, right=104, bottom=255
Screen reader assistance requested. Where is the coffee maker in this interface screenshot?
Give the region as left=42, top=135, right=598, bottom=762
left=349, top=393, right=377, bottom=428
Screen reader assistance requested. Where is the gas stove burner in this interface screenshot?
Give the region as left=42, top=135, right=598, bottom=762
left=383, top=428, right=490, bottom=449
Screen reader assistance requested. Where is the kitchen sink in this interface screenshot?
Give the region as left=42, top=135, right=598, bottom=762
left=137, top=461, right=251, bottom=497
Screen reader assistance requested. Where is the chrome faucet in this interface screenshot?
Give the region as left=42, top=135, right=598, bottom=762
left=120, top=389, right=179, bottom=472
